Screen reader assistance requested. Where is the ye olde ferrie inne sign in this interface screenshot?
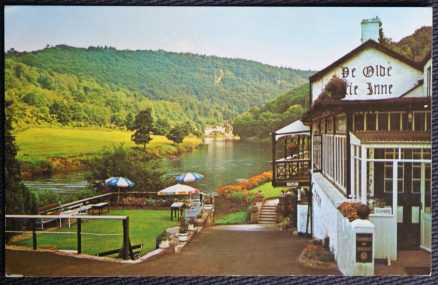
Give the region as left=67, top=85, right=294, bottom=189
left=342, top=65, right=394, bottom=96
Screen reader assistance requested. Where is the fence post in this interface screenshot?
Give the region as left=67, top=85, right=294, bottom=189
left=77, top=218, right=82, bottom=254
left=122, top=217, right=130, bottom=260
left=32, top=219, right=37, bottom=250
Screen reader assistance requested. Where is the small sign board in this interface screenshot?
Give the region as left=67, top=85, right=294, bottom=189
left=356, top=233, right=373, bottom=263
left=374, top=207, right=392, bottom=215
left=287, top=182, right=299, bottom=187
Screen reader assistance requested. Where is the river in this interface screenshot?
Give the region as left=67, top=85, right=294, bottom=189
left=22, top=138, right=272, bottom=196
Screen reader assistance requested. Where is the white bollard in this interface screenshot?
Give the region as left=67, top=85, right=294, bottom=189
left=351, top=219, right=375, bottom=276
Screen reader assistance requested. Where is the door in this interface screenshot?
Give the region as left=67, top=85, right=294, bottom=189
left=397, top=161, right=421, bottom=249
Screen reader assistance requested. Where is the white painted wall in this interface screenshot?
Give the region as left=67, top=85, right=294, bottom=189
left=369, top=214, right=397, bottom=260
left=311, top=47, right=423, bottom=102
left=423, top=58, right=432, bottom=98
left=312, top=173, right=347, bottom=256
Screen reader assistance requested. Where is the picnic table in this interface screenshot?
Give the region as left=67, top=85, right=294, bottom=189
left=170, top=202, right=185, bottom=221
left=92, top=202, right=110, bottom=215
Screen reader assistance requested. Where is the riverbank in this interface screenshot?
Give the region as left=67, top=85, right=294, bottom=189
left=15, top=127, right=202, bottom=177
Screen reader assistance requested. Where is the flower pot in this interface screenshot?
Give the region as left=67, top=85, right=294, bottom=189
left=188, top=223, right=196, bottom=231
left=178, top=232, right=188, bottom=242
left=159, top=239, right=170, bottom=249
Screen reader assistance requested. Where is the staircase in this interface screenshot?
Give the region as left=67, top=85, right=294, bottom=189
left=258, top=199, right=279, bottom=224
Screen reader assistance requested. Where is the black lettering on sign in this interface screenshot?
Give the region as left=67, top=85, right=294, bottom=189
left=356, top=233, right=373, bottom=263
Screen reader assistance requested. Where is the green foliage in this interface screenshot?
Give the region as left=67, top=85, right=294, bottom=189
left=33, top=189, right=61, bottom=206
left=166, top=124, right=189, bottom=145
left=380, top=26, right=431, bottom=60
left=4, top=101, right=38, bottom=241
left=86, top=144, right=171, bottom=193
left=5, top=46, right=313, bottom=129
left=233, top=84, right=309, bottom=139
left=130, top=108, right=154, bottom=149
left=215, top=211, right=249, bottom=225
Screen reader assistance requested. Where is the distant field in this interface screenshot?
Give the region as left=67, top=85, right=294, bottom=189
left=15, top=127, right=201, bottom=162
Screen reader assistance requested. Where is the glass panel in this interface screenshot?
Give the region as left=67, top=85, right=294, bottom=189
left=390, top=113, right=401, bottom=131
left=423, top=149, right=431, bottom=160
left=354, top=113, right=364, bottom=131
left=402, top=112, right=412, bottom=130
left=414, top=112, right=426, bottom=131
left=426, top=112, right=431, bottom=131
left=366, top=113, right=376, bottom=131
left=327, top=118, right=333, bottom=133
left=378, top=113, right=389, bottom=131
left=336, top=115, right=346, bottom=133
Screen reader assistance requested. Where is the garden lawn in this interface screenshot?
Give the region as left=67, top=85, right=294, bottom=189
left=14, top=127, right=201, bottom=161
left=215, top=211, right=248, bottom=225
left=16, top=210, right=178, bottom=256
left=252, top=182, right=289, bottom=198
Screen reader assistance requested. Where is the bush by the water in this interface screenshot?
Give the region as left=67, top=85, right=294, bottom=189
left=87, top=144, right=171, bottom=193
left=34, top=188, right=97, bottom=208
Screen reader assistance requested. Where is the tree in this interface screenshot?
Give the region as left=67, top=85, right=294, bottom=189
left=130, top=108, right=154, bottom=150
left=86, top=144, right=170, bottom=193
left=5, top=101, right=38, bottom=241
left=153, top=118, right=171, bottom=136
left=166, top=125, right=186, bottom=145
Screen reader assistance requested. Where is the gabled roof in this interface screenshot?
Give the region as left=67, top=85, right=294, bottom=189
left=309, top=40, right=423, bottom=82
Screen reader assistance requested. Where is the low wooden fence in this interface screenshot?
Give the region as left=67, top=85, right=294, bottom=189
left=5, top=214, right=134, bottom=260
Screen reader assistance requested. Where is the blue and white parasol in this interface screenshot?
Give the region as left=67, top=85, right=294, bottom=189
left=175, top=172, right=204, bottom=183
left=105, top=177, right=135, bottom=204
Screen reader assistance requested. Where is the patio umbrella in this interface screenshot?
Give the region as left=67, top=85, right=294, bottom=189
left=175, top=172, right=204, bottom=183
left=158, top=183, right=200, bottom=196
left=105, top=177, right=135, bottom=204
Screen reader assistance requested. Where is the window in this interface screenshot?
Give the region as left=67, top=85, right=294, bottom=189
left=312, top=120, right=320, bottom=134
left=366, top=113, right=376, bottom=131
left=414, top=112, right=426, bottom=131
left=322, top=133, right=347, bottom=192
left=411, top=163, right=421, bottom=193
left=426, top=112, right=431, bottom=131
left=390, top=113, right=401, bottom=131
left=427, top=66, right=431, bottom=98
left=354, top=113, right=364, bottom=131
left=336, top=115, right=346, bottom=133
left=383, top=149, right=403, bottom=193
left=326, top=117, right=333, bottom=133
left=378, top=113, right=389, bottom=131
left=401, top=112, right=412, bottom=130
left=320, top=119, right=326, bottom=133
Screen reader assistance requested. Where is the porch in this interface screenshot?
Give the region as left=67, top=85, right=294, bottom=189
left=271, top=120, right=311, bottom=187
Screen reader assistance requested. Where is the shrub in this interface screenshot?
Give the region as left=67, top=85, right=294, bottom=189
left=338, top=202, right=362, bottom=222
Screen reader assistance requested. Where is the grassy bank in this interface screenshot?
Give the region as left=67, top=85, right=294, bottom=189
left=16, top=209, right=178, bottom=256
left=14, top=127, right=202, bottom=175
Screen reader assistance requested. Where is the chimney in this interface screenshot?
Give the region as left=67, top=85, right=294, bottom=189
left=361, top=16, right=382, bottom=43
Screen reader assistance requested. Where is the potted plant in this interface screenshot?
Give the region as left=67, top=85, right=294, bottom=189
left=188, top=217, right=196, bottom=231
left=178, top=218, right=189, bottom=242
left=157, top=231, right=171, bottom=249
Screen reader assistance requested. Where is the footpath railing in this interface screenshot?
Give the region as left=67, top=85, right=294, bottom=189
left=5, top=214, right=134, bottom=260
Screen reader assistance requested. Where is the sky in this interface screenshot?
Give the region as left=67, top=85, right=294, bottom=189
left=4, top=6, right=432, bottom=70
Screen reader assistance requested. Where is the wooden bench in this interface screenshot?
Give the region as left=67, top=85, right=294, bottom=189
left=92, top=202, right=110, bottom=215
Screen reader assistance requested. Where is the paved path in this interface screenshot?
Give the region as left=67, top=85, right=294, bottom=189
left=6, top=226, right=340, bottom=276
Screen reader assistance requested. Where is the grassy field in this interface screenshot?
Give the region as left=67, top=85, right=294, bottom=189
left=14, top=127, right=202, bottom=162
left=16, top=209, right=178, bottom=256
left=215, top=211, right=248, bottom=225
left=251, top=182, right=289, bottom=198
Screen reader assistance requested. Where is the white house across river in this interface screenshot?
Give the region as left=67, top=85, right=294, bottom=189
left=272, top=17, right=431, bottom=275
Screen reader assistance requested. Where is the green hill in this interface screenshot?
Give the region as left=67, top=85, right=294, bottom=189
left=5, top=46, right=314, bottom=129
left=233, top=83, right=309, bottom=139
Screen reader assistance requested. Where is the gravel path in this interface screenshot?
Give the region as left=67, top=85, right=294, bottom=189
left=6, top=226, right=340, bottom=276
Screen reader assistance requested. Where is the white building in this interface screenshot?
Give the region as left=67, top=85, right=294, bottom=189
left=272, top=18, right=431, bottom=269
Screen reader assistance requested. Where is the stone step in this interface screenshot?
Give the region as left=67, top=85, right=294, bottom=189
left=259, top=221, right=276, bottom=224
left=259, top=218, right=276, bottom=222
left=260, top=215, right=276, bottom=219
left=260, top=209, right=276, bottom=213
left=262, top=205, right=277, bottom=208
